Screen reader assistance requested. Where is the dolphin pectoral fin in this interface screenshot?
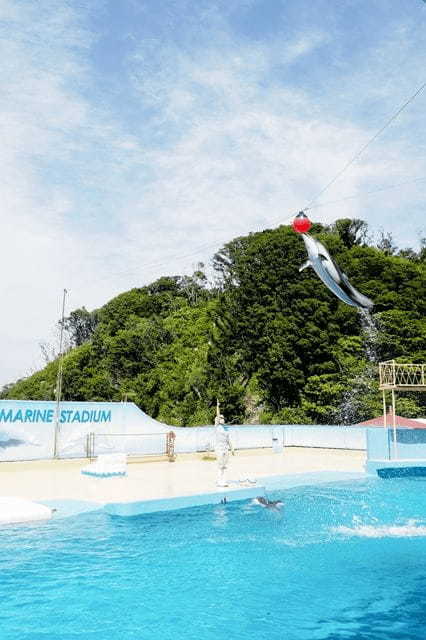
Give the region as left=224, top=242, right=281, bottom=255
left=299, top=260, right=311, bottom=272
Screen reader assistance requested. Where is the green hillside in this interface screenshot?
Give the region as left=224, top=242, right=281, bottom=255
left=2, top=219, right=426, bottom=425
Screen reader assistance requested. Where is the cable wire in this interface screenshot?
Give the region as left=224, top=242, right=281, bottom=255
left=304, top=80, right=426, bottom=209
left=87, top=172, right=426, bottom=285
left=306, top=175, right=426, bottom=211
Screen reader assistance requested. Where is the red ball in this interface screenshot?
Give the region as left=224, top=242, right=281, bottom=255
left=292, top=212, right=312, bottom=233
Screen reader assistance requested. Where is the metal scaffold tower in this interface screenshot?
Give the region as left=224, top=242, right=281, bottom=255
left=379, top=360, right=426, bottom=457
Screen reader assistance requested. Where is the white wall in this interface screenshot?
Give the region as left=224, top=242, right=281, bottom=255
left=0, top=398, right=366, bottom=461
left=173, top=425, right=366, bottom=454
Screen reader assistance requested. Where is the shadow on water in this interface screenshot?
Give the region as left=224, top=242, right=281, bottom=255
left=319, top=576, right=426, bottom=640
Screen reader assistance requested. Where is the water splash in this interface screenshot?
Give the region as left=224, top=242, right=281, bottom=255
left=358, top=308, right=380, bottom=363
left=336, top=369, right=376, bottom=424
left=333, top=520, right=426, bottom=538
left=334, top=310, right=381, bottom=425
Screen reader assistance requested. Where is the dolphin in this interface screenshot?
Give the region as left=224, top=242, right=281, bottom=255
left=253, top=496, right=284, bottom=510
left=0, top=435, right=25, bottom=449
left=0, top=429, right=41, bottom=449
left=299, top=233, right=374, bottom=310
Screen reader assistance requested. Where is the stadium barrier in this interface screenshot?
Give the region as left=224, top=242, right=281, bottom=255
left=0, top=400, right=366, bottom=461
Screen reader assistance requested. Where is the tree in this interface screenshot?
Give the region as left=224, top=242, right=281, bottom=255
left=331, top=218, right=368, bottom=248
left=3, top=218, right=425, bottom=426
left=419, top=238, right=426, bottom=263
left=377, top=229, right=397, bottom=255
left=63, top=307, right=99, bottom=347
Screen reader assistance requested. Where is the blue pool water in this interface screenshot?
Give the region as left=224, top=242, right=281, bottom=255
left=1, top=478, right=426, bottom=639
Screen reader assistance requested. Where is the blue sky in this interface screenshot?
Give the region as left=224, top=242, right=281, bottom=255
left=0, top=0, right=425, bottom=385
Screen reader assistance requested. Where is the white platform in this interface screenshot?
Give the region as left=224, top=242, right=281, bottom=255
left=0, top=497, right=52, bottom=524
left=81, top=453, right=127, bottom=477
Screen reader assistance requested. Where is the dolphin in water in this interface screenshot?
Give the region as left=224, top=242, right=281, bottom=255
left=299, top=233, right=374, bottom=310
left=253, top=496, right=284, bottom=510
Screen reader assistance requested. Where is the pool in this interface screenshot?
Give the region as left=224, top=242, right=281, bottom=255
left=1, top=477, right=426, bottom=639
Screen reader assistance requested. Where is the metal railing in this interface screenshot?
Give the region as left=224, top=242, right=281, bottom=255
left=86, top=431, right=176, bottom=461
left=379, top=360, right=426, bottom=389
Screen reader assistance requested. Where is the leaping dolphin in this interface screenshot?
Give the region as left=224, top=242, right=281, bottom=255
left=299, top=233, right=374, bottom=310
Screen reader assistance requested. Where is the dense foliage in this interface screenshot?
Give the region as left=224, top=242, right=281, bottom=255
left=2, top=219, right=425, bottom=425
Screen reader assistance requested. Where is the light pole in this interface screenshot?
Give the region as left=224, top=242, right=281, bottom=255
left=53, top=288, right=67, bottom=459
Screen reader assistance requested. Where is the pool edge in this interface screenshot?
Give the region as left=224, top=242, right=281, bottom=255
left=42, top=470, right=368, bottom=519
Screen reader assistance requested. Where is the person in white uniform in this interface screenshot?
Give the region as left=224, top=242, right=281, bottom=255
left=215, top=413, right=234, bottom=487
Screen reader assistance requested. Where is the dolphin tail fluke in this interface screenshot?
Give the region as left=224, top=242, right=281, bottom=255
left=340, top=272, right=374, bottom=310
left=299, top=260, right=311, bottom=272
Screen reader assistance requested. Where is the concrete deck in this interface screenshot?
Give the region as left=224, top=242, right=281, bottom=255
left=0, top=448, right=366, bottom=506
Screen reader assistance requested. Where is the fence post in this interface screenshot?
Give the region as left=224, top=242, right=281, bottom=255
left=167, top=431, right=176, bottom=461
left=89, top=432, right=94, bottom=461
